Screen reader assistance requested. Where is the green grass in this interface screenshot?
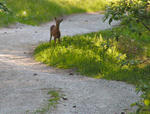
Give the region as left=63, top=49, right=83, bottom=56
left=34, top=23, right=150, bottom=85
left=0, top=0, right=107, bottom=26
left=34, top=34, right=127, bottom=77
left=29, top=90, right=62, bottom=114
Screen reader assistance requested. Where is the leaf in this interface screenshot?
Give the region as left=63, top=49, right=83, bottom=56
left=109, top=18, right=112, bottom=25
left=131, top=102, right=137, bottom=107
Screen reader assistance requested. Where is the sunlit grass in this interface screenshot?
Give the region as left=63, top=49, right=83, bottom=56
left=34, top=23, right=150, bottom=86
left=34, top=34, right=126, bottom=77
left=0, top=0, right=107, bottom=26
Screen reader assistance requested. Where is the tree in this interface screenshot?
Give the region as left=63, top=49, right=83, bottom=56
left=104, top=0, right=150, bottom=31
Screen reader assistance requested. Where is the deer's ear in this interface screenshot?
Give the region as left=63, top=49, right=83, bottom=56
left=54, top=17, right=57, bottom=21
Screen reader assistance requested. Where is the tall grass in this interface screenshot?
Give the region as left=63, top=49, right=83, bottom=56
left=0, top=0, right=107, bottom=26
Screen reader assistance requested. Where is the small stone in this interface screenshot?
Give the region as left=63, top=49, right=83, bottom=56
left=62, top=97, right=68, bottom=100
left=24, top=52, right=26, bottom=54
left=35, top=31, right=38, bottom=33
left=69, top=72, right=74, bottom=75
left=33, top=73, right=38, bottom=76
left=73, top=105, right=76, bottom=108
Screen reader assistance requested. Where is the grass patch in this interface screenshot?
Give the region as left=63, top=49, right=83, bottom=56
left=29, top=90, right=63, bottom=114
left=34, top=23, right=150, bottom=85
left=0, top=0, right=107, bottom=26
left=34, top=35, right=126, bottom=77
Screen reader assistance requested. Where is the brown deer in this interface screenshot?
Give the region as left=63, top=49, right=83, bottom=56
left=50, top=17, right=63, bottom=46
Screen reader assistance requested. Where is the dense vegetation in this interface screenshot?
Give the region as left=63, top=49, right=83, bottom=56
left=104, top=0, right=150, bottom=113
left=0, top=0, right=106, bottom=26
left=104, top=0, right=150, bottom=31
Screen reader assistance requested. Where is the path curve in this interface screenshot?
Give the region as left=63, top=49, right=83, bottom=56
left=0, top=13, right=140, bottom=114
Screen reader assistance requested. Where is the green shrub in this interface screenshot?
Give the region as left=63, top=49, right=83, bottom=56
left=104, top=0, right=150, bottom=31
left=131, top=81, right=150, bottom=113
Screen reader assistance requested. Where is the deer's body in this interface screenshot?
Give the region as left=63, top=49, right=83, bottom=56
left=50, top=17, right=63, bottom=45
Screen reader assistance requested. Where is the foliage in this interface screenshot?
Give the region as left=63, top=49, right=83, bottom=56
left=0, top=2, right=9, bottom=12
left=104, top=0, right=150, bottom=31
left=104, top=1, right=150, bottom=111
left=34, top=23, right=150, bottom=82
left=131, top=81, right=150, bottom=113
left=0, top=0, right=106, bottom=27
left=34, top=35, right=126, bottom=77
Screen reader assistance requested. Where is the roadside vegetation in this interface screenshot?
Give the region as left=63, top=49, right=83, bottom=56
left=27, top=90, right=63, bottom=114
left=34, top=23, right=150, bottom=84
left=0, top=0, right=106, bottom=27
left=34, top=0, right=150, bottom=113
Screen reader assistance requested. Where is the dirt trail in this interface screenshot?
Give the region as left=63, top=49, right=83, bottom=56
left=0, top=13, right=140, bottom=114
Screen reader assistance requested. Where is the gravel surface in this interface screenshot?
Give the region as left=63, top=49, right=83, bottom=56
left=0, top=13, right=140, bottom=114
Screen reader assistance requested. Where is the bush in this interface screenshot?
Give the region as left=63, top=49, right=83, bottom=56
left=104, top=0, right=150, bottom=31
left=131, top=81, right=150, bottom=113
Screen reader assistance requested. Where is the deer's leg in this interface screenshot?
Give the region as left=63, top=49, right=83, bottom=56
left=49, top=32, right=52, bottom=44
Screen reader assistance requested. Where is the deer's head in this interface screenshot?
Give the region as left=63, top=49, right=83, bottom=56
left=55, top=17, right=63, bottom=26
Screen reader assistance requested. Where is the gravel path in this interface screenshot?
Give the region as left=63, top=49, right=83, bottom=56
left=0, top=13, right=140, bottom=114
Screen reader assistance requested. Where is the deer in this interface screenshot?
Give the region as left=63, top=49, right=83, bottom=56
left=50, top=17, right=63, bottom=46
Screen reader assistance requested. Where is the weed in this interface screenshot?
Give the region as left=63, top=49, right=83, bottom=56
left=31, top=90, right=62, bottom=114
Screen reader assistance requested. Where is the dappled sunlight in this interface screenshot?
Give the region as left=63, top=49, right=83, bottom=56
left=0, top=0, right=108, bottom=26
left=34, top=34, right=126, bottom=77
left=0, top=50, right=48, bottom=73
left=0, top=51, right=66, bottom=74
left=0, top=53, right=36, bottom=66
left=21, top=11, right=28, bottom=17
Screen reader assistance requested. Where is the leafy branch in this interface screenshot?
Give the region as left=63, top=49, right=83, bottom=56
left=0, top=2, right=9, bottom=12
left=104, top=0, right=150, bottom=31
